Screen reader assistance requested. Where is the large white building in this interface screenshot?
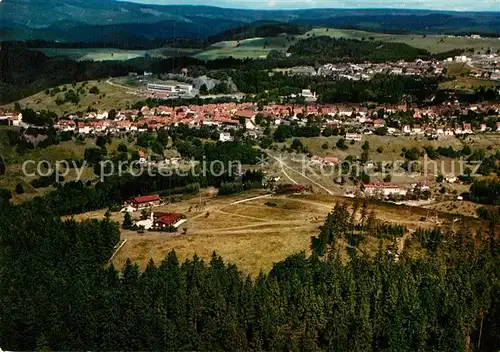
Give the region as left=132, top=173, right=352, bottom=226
left=363, top=183, right=408, bottom=197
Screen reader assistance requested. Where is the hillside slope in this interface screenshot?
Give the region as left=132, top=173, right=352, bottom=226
left=1, top=0, right=499, bottom=44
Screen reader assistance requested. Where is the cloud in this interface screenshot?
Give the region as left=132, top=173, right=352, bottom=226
left=127, top=0, right=499, bottom=11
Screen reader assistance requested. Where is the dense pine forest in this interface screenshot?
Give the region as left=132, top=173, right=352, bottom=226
left=0, top=40, right=479, bottom=106
left=288, top=37, right=430, bottom=63
left=0, top=193, right=499, bottom=351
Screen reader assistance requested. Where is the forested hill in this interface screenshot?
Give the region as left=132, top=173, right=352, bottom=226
left=288, top=36, right=430, bottom=63
left=0, top=192, right=499, bottom=350
left=207, top=23, right=311, bottom=44
left=2, top=0, right=500, bottom=39
left=0, top=44, right=137, bottom=104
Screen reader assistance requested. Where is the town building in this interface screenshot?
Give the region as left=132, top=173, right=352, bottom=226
left=363, top=183, right=408, bottom=197
left=153, top=213, right=186, bottom=230
left=345, top=133, right=363, bottom=141
left=125, top=195, right=161, bottom=210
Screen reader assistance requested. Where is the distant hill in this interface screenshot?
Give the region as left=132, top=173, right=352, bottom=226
left=0, top=17, right=246, bottom=44
left=293, top=12, right=500, bottom=35
left=288, top=36, right=430, bottom=63
left=207, top=23, right=311, bottom=44
left=1, top=0, right=499, bottom=45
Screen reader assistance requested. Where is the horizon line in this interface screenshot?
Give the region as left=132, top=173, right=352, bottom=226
left=115, top=1, right=500, bottom=12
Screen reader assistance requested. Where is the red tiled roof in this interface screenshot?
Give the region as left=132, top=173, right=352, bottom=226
left=234, top=110, right=254, bottom=119
left=155, top=213, right=184, bottom=226
left=284, top=184, right=305, bottom=191
left=363, top=183, right=403, bottom=189
left=133, top=195, right=160, bottom=204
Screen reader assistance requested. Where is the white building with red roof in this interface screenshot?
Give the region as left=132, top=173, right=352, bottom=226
left=363, top=183, right=408, bottom=197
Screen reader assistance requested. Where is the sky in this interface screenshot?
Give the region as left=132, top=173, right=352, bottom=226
left=122, top=0, right=500, bottom=11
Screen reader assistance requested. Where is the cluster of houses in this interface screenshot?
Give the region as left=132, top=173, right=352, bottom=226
left=43, top=100, right=500, bottom=139
left=285, top=59, right=446, bottom=80
left=0, top=111, right=23, bottom=126
left=121, top=194, right=187, bottom=231
left=466, top=53, right=500, bottom=81
left=362, top=181, right=431, bottom=198
left=2, top=99, right=499, bottom=145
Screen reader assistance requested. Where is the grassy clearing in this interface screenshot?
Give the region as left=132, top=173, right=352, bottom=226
left=195, top=35, right=296, bottom=60
left=199, top=27, right=500, bottom=60
left=99, top=190, right=491, bottom=276
left=303, top=28, right=500, bottom=54
left=2, top=80, right=139, bottom=115
left=439, top=76, right=499, bottom=91
left=298, top=135, right=499, bottom=163
left=0, top=134, right=143, bottom=203
left=36, top=48, right=147, bottom=61
left=35, top=47, right=200, bottom=61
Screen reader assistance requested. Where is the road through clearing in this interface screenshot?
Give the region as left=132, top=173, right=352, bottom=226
left=264, top=151, right=335, bottom=195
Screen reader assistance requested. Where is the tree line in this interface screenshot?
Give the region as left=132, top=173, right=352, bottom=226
left=0, top=196, right=498, bottom=351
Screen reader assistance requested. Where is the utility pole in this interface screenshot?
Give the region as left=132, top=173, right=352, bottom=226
left=477, top=312, right=485, bottom=350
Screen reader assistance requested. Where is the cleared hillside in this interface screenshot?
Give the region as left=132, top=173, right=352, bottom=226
left=196, top=27, right=500, bottom=60
left=3, top=80, right=139, bottom=116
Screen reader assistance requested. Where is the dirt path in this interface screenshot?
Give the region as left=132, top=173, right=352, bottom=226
left=106, top=78, right=140, bottom=93
left=284, top=197, right=335, bottom=210
left=264, top=151, right=335, bottom=195
left=190, top=220, right=310, bottom=234
left=230, top=194, right=272, bottom=205
left=215, top=209, right=270, bottom=222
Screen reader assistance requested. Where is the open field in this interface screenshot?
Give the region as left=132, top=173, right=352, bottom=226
left=196, top=27, right=500, bottom=60
left=2, top=80, right=140, bottom=115
left=37, top=48, right=148, bottom=61
left=295, top=134, right=500, bottom=160
left=0, top=130, right=145, bottom=203
left=302, top=28, right=500, bottom=54
left=35, top=47, right=201, bottom=62
left=195, top=36, right=294, bottom=60
left=439, top=76, right=499, bottom=90
left=27, top=28, right=500, bottom=63
left=62, top=188, right=489, bottom=277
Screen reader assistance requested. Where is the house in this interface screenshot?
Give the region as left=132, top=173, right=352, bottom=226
left=300, top=89, right=317, bottom=101
left=363, top=183, right=408, bottom=197
left=412, top=125, right=423, bottom=134
left=402, top=125, right=411, bottom=134
left=414, top=182, right=430, bottom=191
left=126, top=194, right=161, bottom=209
left=245, top=119, right=257, bottom=130
left=373, top=119, right=385, bottom=128
left=345, top=133, right=363, bottom=142
left=152, top=213, right=186, bottom=230
left=10, top=113, right=23, bottom=126
left=0, top=112, right=22, bottom=126
left=311, top=156, right=339, bottom=166
left=90, top=121, right=106, bottom=133
left=387, top=127, right=397, bottom=135
left=234, top=110, right=255, bottom=120
left=445, top=176, right=458, bottom=183
left=96, top=111, right=108, bottom=120
left=338, top=107, right=354, bottom=117
left=497, top=122, right=500, bottom=132
left=55, top=119, right=76, bottom=132
left=219, top=132, right=233, bottom=142
left=77, top=122, right=91, bottom=134
left=138, top=151, right=147, bottom=163
left=463, top=123, right=472, bottom=134
left=278, top=184, right=306, bottom=194
left=480, top=123, right=487, bottom=132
